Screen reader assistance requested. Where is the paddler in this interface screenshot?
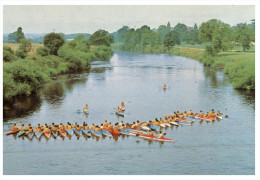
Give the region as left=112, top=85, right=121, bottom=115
left=73, top=122, right=78, bottom=129
left=188, top=110, right=193, bottom=115
left=136, top=120, right=141, bottom=128
left=164, top=117, right=169, bottom=123
left=183, top=111, right=188, bottom=117
left=107, top=123, right=113, bottom=132
left=148, top=120, right=153, bottom=126
left=148, top=130, right=154, bottom=136
left=19, top=124, right=25, bottom=131
left=113, top=123, right=120, bottom=133
left=66, top=122, right=72, bottom=130
left=119, top=121, right=124, bottom=127
left=217, top=111, right=222, bottom=116
left=103, top=120, right=109, bottom=129
left=75, top=125, right=81, bottom=131
left=90, top=123, right=96, bottom=129
left=199, top=110, right=204, bottom=117
left=142, top=121, right=148, bottom=127
left=125, top=123, right=131, bottom=129
left=163, top=83, right=167, bottom=88
left=158, top=131, right=166, bottom=138
left=12, top=123, right=19, bottom=132
left=83, top=104, right=89, bottom=112
left=51, top=123, right=57, bottom=132
left=121, top=124, right=126, bottom=130
left=154, top=120, right=160, bottom=126
left=44, top=126, right=51, bottom=133
left=26, top=126, right=33, bottom=134
left=94, top=125, right=101, bottom=132
left=59, top=123, right=66, bottom=131
left=35, top=124, right=42, bottom=132
left=27, top=123, right=32, bottom=131
left=83, top=123, right=90, bottom=130
left=116, top=106, right=122, bottom=113
left=131, top=122, right=136, bottom=129
left=120, top=101, right=125, bottom=111
left=159, top=118, right=164, bottom=124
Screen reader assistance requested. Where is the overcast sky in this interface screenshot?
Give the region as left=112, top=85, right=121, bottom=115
left=3, top=5, right=255, bottom=34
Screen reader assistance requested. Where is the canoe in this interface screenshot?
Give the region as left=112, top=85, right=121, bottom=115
left=67, top=129, right=74, bottom=136
left=101, top=130, right=113, bottom=137
left=115, top=111, right=124, bottom=117
left=74, top=129, right=82, bottom=136
left=44, top=131, right=51, bottom=139
left=35, top=132, right=42, bottom=139
left=59, top=130, right=67, bottom=137
left=82, top=129, right=91, bottom=136
left=130, top=128, right=147, bottom=134
left=91, top=130, right=102, bottom=138
left=119, top=129, right=129, bottom=135
left=26, top=132, right=34, bottom=140
left=177, top=118, right=193, bottom=123
left=18, top=130, right=25, bottom=137
left=6, top=129, right=19, bottom=135
left=178, top=121, right=190, bottom=126
left=52, top=130, right=59, bottom=138
left=169, top=122, right=179, bottom=126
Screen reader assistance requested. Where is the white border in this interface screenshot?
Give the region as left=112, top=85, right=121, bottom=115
left=1, top=1, right=259, bottom=180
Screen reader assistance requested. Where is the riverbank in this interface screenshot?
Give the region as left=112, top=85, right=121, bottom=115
left=113, top=44, right=255, bottom=90
left=3, top=43, right=114, bottom=101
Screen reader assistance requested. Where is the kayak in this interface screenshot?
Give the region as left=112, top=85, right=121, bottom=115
left=44, top=131, right=51, bottom=139
left=169, top=122, right=179, bottom=126
left=83, top=109, right=89, bottom=114
left=131, top=132, right=175, bottom=143
left=177, top=118, right=193, bottom=123
left=148, top=126, right=160, bottom=132
left=82, top=129, right=91, bottom=136
left=35, top=132, right=42, bottom=139
left=178, top=121, right=190, bottom=126
left=91, top=130, right=102, bottom=138
left=115, top=111, right=124, bottom=117
left=101, top=130, right=113, bottom=137
left=217, top=116, right=223, bottom=119
left=195, top=116, right=216, bottom=121
left=160, top=124, right=166, bottom=128
left=52, top=130, right=59, bottom=138
left=164, top=123, right=171, bottom=127
left=67, top=129, right=74, bottom=136
left=6, top=129, right=19, bottom=135
left=59, top=130, right=67, bottom=137
left=119, top=129, right=129, bottom=135
left=74, top=129, right=82, bottom=136
left=141, top=126, right=151, bottom=131
left=26, top=132, right=34, bottom=140
left=130, top=128, right=147, bottom=134
left=18, top=130, right=25, bottom=137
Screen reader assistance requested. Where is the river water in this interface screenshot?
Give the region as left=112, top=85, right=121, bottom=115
left=3, top=52, right=255, bottom=175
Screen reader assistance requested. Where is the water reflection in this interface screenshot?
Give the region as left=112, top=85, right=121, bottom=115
left=3, top=94, right=42, bottom=121
left=41, top=82, right=65, bottom=105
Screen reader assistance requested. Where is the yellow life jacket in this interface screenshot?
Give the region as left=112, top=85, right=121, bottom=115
left=67, top=125, right=72, bottom=130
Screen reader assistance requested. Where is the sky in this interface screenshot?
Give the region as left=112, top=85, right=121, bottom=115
left=3, top=5, right=255, bottom=34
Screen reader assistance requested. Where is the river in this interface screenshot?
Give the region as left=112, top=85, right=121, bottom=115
left=3, top=52, right=255, bottom=175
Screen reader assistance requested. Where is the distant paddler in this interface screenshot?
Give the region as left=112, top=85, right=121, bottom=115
left=163, top=83, right=167, bottom=89
left=120, top=101, right=125, bottom=111
left=83, top=104, right=89, bottom=114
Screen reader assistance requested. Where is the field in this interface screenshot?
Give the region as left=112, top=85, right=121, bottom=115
left=3, top=43, right=43, bottom=55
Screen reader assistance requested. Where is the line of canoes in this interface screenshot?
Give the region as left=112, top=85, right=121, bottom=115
left=6, top=109, right=224, bottom=143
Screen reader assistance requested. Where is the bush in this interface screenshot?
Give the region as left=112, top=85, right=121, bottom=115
left=44, top=33, right=65, bottom=55
left=3, top=46, right=16, bottom=62
left=36, top=46, right=49, bottom=56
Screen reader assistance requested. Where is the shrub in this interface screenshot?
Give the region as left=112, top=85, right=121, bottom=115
left=36, top=46, right=49, bottom=56
left=3, top=46, right=16, bottom=62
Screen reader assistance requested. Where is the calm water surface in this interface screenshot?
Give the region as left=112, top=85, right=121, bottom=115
left=3, top=52, right=255, bottom=175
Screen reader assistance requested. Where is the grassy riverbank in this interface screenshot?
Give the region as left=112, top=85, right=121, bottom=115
left=3, top=42, right=114, bottom=100
left=113, top=44, right=255, bottom=90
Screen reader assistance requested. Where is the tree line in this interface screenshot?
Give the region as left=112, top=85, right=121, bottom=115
left=112, top=19, right=255, bottom=56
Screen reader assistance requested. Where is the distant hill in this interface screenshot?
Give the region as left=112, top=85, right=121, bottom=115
left=3, top=33, right=91, bottom=43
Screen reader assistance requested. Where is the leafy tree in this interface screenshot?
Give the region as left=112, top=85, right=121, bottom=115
left=44, top=33, right=65, bottom=55
left=164, top=30, right=181, bottom=49
left=199, top=19, right=233, bottom=56
left=89, top=29, right=114, bottom=47
left=116, top=26, right=130, bottom=42
left=234, top=23, right=253, bottom=51
left=8, top=27, right=25, bottom=43
left=157, top=24, right=171, bottom=41
left=15, top=39, right=32, bottom=58
left=68, top=34, right=90, bottom=52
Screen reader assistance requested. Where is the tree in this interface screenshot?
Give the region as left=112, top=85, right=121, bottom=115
left=234, top=23, right=253, bottom=51
left=116, top=26, right=129, bottom=42
left=157, top=24, right=171, bottom=41
left=89, top=29, right=114, bottom=47
left=164, top=30, right=181, bottom=49
left=199, top=19, right=233, bottom=56
left=173, top=23, right=187, bottom=42
left=8, top=27, right=25, bottom=43
left=43, top=33, right=65, bottom=55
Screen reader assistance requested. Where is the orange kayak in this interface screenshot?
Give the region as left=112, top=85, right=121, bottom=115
left=6, top=129, right=19, bottom=135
